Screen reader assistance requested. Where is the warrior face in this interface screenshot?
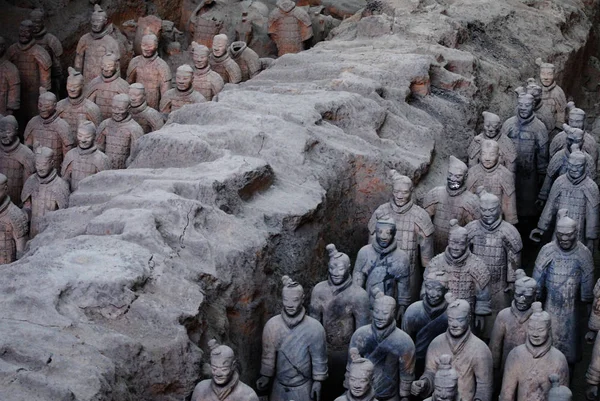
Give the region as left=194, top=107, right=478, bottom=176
left=77, top=128, right=95, bottom=150
left=480, top=196, right=501, bottom=226
left=101, top=58, right=118, bottom=78
left=540, top=68, right=555, bottom=87
left=176, top=70, right=193, bottom=91
left=141, top=35, right=158, bottom=58
left=447, top=306, right=470, bottom=338
left=38, top=98, right=56, bottom=119
left=556, top=225, right=577, bottom=251
left=0, top=122, right=17, bottom=146
left=566, top=130, right=584, bottom=149
left=480, top=143, right=499, bottom=169
left=36, top=154, right=53, bottom=178
left=446, top=166, right=466, bottom=191
left=372, top=300, right=395, bottom=329
left=282, top=286, right=304, bottom=317
left=567, top=157, right=586, bottom=181
left=128, top=87, right=146, bottom=108
left=483, top=120, right=501, bottom=139
left=91, top=14, right=107, bottom=34
left=30, top=13, right=44, bottom=34
left=514, top=286, right=535, bottom=312
left=517, top=96, right=534, bottom=120
left=375, top=224, right=395, bottom=250
left=528, top=319, right=550, bottom=346
left=433, top=386, right=458, bottom=401
left=111, top=99, right=130, bottom=122
left=212, top=36, right=228, bottom=57
left=210, top=354, right=235, bottom=386
left=193, top=51, right=209, bottom=69
left=447, top=235, right=468, bottom=260
left=66, top=79, right=83, bottom=99
left=18, top=24, right=33, bottom=44
left=392, top=180, right=412, bottom=207
left=568, top=113, right=585, bottom=130
left=328, top=258, right=349, bottom=286
left=348, top=367, right=371, bottom=398
left=424, top=280, right=446, bottom=307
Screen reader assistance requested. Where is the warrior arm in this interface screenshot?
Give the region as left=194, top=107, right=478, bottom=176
left=7, top=67, right=20, bottom=111
left=587, top=336, right=600, bottom=385
left=39, top=61, right=51, bottom=91
left=537, top=185, right=559, bottom=231
left=537, top=172, right=554, bottom=201
left=354, top=291, right=371, bottom=328
left=506, top=246, right=520, bottom=285
left=87, top=103, right=103, bottom=126
left=536, top=135, right=549, bottom=176
left=125, top=59, right=137, bottom=84
left=308, top=290, right=323, bottom=323
left=581, top=249, right=595, bottom=304
left=503, top=189, right=519, bottom=225
left=395, top=254, right=412, bottom=307
left=74, top=38, right=86, bottom=71
left=586, top=196, right=599, bottom=241
left=259, top=322, right=276, bottom=378
left=498, top=351, right=519, bottom=401
left=589, top=280, right=600, bottom=331
left=352, top=250, right=367, bottom=289
left=467, top=137, right=480, bottom=168
left=532, top=249, right=551, bottom=300
left=475, top=280, right=492, bottom=316
left=309, top=325, right=328, bottom=381
left=159, top=95, right=171, bottom=115
left=227, top=62, right=242, bottom=84
left=398, top=343, right=416, bottom=398
left=61, top=130, right=76, bottom=157
left=473, top=345, right=494, bottom=401
left=419, top=353, right=435, bottom=397
left=24, top=123, right=34, bottom=150
left=554, top=89, right=567, bottom=129
left=96, top=125, right=107, bottom=152
left=160, top=73, right=172, bottom=97
left=488, top=317, right=506, bottom=370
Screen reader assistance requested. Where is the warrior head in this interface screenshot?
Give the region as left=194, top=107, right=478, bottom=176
left=77, top=120, right=97, bottom=150
left=548, top=374, right=572, bottom=401
left=447, top=219, right=468, bottom=260
left=513, top=269, right=537, bottom=312
left=38, top=88, right=57, bottom=120
left=29, top=8, right=45, bottom=35
left=192, top=42, right=210, bottom=70
left=567, top=102, right=585, bottom=130
left=423, top=271, right=449, bottom=308
left=35, top=147, right=55, bottom=178
left=141, top=34, right=159, bottom=59
left=555, top=208, right=578, bottom=252
left=18, top=20, right=34, bottom=45
left=476, top=187, right=501, bottom=226
left=536, top=58, right=556, bottom=88
left=389, top=169, right=412, bottom=208
left=447, top=156, right=468, bottom=191
left=563, top=124, right=584, bottom=150
left=480, top=139, right=499, bottom=170
left=212, top=34, right=229, bottom=58
left=101, top=52, right=120, bottom=79
left=432, top=354, right=459, bottom=401
left=374, top=211, right=396, bottom=251
left=281, top=275, right=304, bottom=318
left=348, top=348, right=375, bottom=399
left=91, top=4, right=108, bottom=34
left=208, top=339, right=237, bottom=386
left=129, top=83, right=147, bottom=108
left=528, top=302, right=552, bottom=347
left=446, top=294, right=471, bottom=338
left=111, top=93, right=131, bottom=122
left=66, top=67, right=85, bottom=99
left=325, top=244, right=350, bottom=286
left=567, top=144, right=587, bottom=182
left=0, top=115, right=19, bottom=148
left=482, top=111, right=501, bottom=139
left=176, top=64, right=194, bottom=92
left=372, top=288, right=396, bottom=329
left=517, top=93, right=534, bottom=120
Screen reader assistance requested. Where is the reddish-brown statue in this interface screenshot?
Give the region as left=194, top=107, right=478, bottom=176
left=468, top=111, right=517, bottom=174
left=192, top=42, right=224, bottom=101
left=268, top=0, right=313, bottom=56
left=0, top=115, right=34, bottom=205
left=228, top=41, right=261, bottom=82
left=129, top=83, right=165, bottom=133
left=189, top=0, right=226, bottom=49
left=209, top=34, right=242, bottom=84
left=160, top=65, right=206, bottom=114
left=0, top=173, right=28, bottom=264
left=86, top=52, right=130, bottom=121
left=30, top=9, right=63, bottom=95
left=56, top=67, right=102, bottom=138
left=537, top=59, right=567, bottom=135
left=335, top=348, right=376, bottom=401
left=0, top=36, right=20, bottom=116
left=423, top=354, right=460, bottom=401
left=550, top=103, right=598, bottom=164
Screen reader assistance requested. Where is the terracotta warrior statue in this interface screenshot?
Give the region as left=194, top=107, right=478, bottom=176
left=7, top=20, right=51, bottom=123
left=423, top=155, right=480, bottom=254
left=355, top=212, right=411, bottom=317
left=85, top=52, right=130, bottom=121
left=423, top=219, right=491, bottom=331
left=0, top=115, right=34, bottom=206
left=550, top=102, right=598, bottom=164
left=522, top=78, right=555, bottom=134
left=75, top=5, right=121, bottom=84
left=61, top=120, right=110, bottom=192
left=228, top=41, right=261, bottom=82
left=192, top=42, right=224, bottom=101
left=499, top=302, right=569, bottom=401
left=468, top=111, right=517, bottom=174
left=368, top=170, right=434, bottom=302
left=466, top=140, right=518, bottom=224
left=0, top=36, right=20, bottom=116
left=537, top=58, right=567, bottom=135
left=586, top=308, right=600, bottom=400
left=160, top=64, right=206, bottom=114
left=268, top=0, right=313, bottom=56
left=126, top=34, right=172, bottom=110
left=348, top=290, right=415, bottom=401
left=209, top=34, right=242, bottom=84
left=24, top=89, right=75, bottom=171
left=30, top=8, right=62, bottom=95
left=500, top=93, right=549, bottom=221
left=257, top=275, right=328, bottom=401
left=335, top=348, right=377, bottom=401
left=548, top=375, right=572, bottom=401
left=310, top=244, right=369, bottom=393
left=530, top=146, right=599, bottom=250
left=21, top=147, right=70, bottom=238
left=56, top=67, right=102, bottom=138
left=532, top=209, right=594, bottom=371
left=128, top=83, right=165, bottom=133
left=190, top=339, right=259, bottom=401
left=189, top=0, right=226, bottom=49
left=96, top=93, right=144, bottom=170
left=0, top=173, right=28, bottom=264
left=423, top=354, right=460, bottom=401
left=411, top=296, right=493, bottom=401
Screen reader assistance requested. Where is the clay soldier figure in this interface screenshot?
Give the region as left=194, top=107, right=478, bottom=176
left=466, top=141, right=518, bottom=224
left=523, top=79, right=555, bottom=134
left=228, top=41, right=261, bottom=82
left=24, top=89, right=74, bottom=171
left=0, top=173, right=28, bottom=264
left=256, top=275, right=328, bottom=401
left=488, top=270, right=537, bottom=374
left=423, top=156, right=480, bottom=254
left=160, top=65, right=206, bottom=114
left=0, top=36, right=20, bottom=116
left=190, top=339, right=259, bottom=401
left=537, top=59, right=567, bottom=135
left=368, top=170, right=434, bottom=302
left=355, top=213, right=412, bottom=317
left=0, top=115, right=34, bottom=205
left=61, top=120, right=110, bottom=192
left=468, top=111, right=517, bottom=174
left=56, top=67, right=102, bottom=138
left=499, top=302, right=569, bottom=401
left=268, top=0, right=313, bottom=56
left=128, top=83, right=164, bottom=133
left=550, top=103, right=598, bottom=164
left=74, top=5, right=121, bottom=85
left=86, top=52, right=130, bottom=121
left=348, top=290, right=416, bottom=401
left=335, top=348, right=377, bottom=401
left=310, top=244, right=369, bottom=394
left=189, top=0, right=225, bottom=49
left=423, top=354, right=460, bottom=401
left=530, top=146, right=599, bottom=250
left=22, top=147, right=69, bottom=238
left=532, top=209, right=594, bottom=370
left=411, top=296, right=493, bottom=401
left=500, top=93, right=549, bottom=221
left=96, top=94, right=144, bottom=170
left=29, top=9, right=63, bottom=95
left=586, top=308, right=600, bottom=400
left=6, top=20, right=51, bottom=123
left=126, top=34, right=172, bottom=110
left=192, top=43, right=224, bottom=101
left=209, top=34, right=242, bottom=84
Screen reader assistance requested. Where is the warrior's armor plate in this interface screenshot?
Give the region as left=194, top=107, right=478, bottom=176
left=85, top=73, right=130, bottom=121
left=56, top=96, right=102, bottom=137
left=24, top=113, right=74, bottom=171
left=96, top=115, right=144, bottom=170
left=268, top=1, right=313, bottom=56
left=192, top=67, right=224, bottom=101
left=61, top=146, right=110, bottom=191
left=21, top=171, right=69, bottom=237
left=466, top=163, right=518, bottom=225
left=126, top=55, right=172, bottom=110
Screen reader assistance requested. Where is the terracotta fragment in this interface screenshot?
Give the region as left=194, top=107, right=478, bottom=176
left=268, top=0, right=313, bottom=56
left=209, top=34, right=242, bottom=84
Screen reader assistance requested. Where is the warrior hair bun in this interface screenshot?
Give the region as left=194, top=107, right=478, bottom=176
left=438, top=354, right=452, bottom=369
left=444, top=292, right=456, bottom=304
left=94, top=4, right=103, bottom=11
left=372, top=287, right=384, bottom=299
left=527, top=77, right=536, bottom=85
left=532, top=301, right=543, bottom=313
left=349, top=347, right=360, bottom=362
left=567, top=101, right=575, bottom=110
left=475, top=186, right=487, bottom=197
left=570, top=143, right=581, bottom=153
left=326, top=244, right=337, bottom=257
left=549, top=374, right=560, bottom=387
left=208, top=339, right=219, bottom=351
left=557, top=209, right=569, bottom=221
left=449, top=219, right=459, bottom=228
left=282, top=275, right=292, bottom=286
left=515, top=269, right=526, bottom=281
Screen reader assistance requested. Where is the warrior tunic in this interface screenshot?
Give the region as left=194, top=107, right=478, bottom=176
left=466, top=163, right=518, bottom=224
left=160, top=87, right=206, bottom=114
left=126, top=54, right=172, bottom=110
left=0, top=196, right=28, bottom=264
left=467, top=132, right=517, bottom=174
left=193, top=66, right=224, bottom=101
left=209, top=52, right=242, bottom=84
left=24, top=112, right=75, bottom=171
left=96, top=115, right=144, bottom=170
left=56, top=95, right=102, bottom=138
left=488, top=302, right=534, bottom=371
left=268, top=2, right=313, bottom=56
left=0, top=58, right=20, bottom=115
left=61, top=146, right=110, bottom=191
left=85, top=72, right=130, bottom=121
left=190, top=372, right=259, bottom=401
left=21, top=170, right=69, bottom=237
left=550, top=129, right=598, bottom=165
left=541, top=82, right=567, bottom=131
left=0, top=141, right=35, bottom=205
left=229, top=42, right=261, bottom=82
left=130, top=102, right=164, bottom=133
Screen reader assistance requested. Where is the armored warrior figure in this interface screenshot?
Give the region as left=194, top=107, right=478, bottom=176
left=126, top=34, right=172, bottom=110
left=190, top=339, right=259, bottom=401
left=0, top=173, right=28, bottom=264
left=257, top=275, right=328, bottom=401
left=499, top=302, right=569, bottom=401
left=160, top=65, right=206, bottom=114
left=96, top=94, right=144, bottom=170
left=537, top=59, right=567, bottom=134
left=61, top=121, right=110, bottom=192
left=0, top=36, right=20, bottom=116
left=30, top=9, right=63, bottom=95
left=468, top=111, right=517, bottom=174
left=423, top=220, right=491, bottom=331
left=466, top=140, right=518, bottom=224
left=423, top=156, right=480, bottom=254
left=548, top=375, right=572, bottom=401
left=368, top=170, right=434, bottom=302
left=348, top=290, right=416, bottom=401
left=209, top=34, right=242, bottom=84
left=74, top=5, right=121, bottom=85
left=355, top=213, right=412, bottom=317
left=86, top=52, right=130, bottom=121
left=21, top=147, right=69, bottom=238
left=523, top=78, right=555, bottom=134
left=423, top=354, right=460, bottom=401
left=192, top=43, right=224, bottom=101
left=500, top=93, right=549, bottom=219
left=268, top=0, right=313, bottom=56
left=411, top=297, right=493, bottom=401
left=0, top=116, right=34, bottom=204
left=334, top=348, right=377, bottom=401
left=6, top=20, right=51, bottom=123
left=56, top=67, right=102, bottom=138
left=532, top=209, right=594, bottom=368
left=586, top=304, right=600, bottom=400
left=228, top=41, right=261, bottom=82
left=550, top=103, right=598, bottom=164
left=530, top=146, right=599, bottom=249
left=24, top=89, right=74, bottom=171
left=129, top=83, right=164, bottom=134
left=189, top=0, right=226, bottom=49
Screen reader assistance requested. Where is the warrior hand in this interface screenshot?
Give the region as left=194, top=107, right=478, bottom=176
left=586, top=331, right=597, bottom=344
left=534, top=199, right=545, bottom=209
left=586, top=385, right=598, bottom=400
left=504, top=283, right=515, bottom=293
left=256, top=376, right=270, bottom=391
left=475, top=315, right=485, bottom=332
left=529, top=228, right=544, bottom=243
left=411, top=380, right=426, bottom=396
left=311, top=381, right=322, bottom=401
